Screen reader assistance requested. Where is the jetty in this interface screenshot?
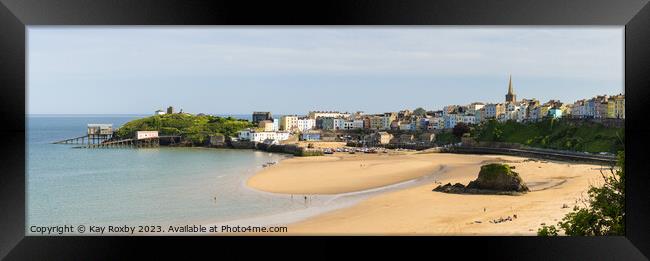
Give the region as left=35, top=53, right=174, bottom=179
left=72, top=135, right=181, bottom=148
left=52, top=124, right=181, bottom=149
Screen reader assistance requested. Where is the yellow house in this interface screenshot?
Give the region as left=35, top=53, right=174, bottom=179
left=279, top=115, right=298, bottom=131
left=258, top=120, right=275, bottom=131
left=370, top=116, right=384, bottom=130
left=607, top=95, right=625, bottom=119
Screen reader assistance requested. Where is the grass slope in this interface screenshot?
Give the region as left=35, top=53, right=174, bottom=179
left=472, top=119, right=624, bottom=153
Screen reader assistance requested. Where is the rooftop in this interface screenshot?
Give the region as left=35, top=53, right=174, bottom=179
left=87, top=124, right=113, bottom=128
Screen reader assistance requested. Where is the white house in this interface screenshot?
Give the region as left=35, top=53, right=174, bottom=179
left=467, top=102, right=485, bottom=115
left=571, top=100, right=586, bottom=118
left=136, top=131, right=159, bottom=140
left=308, top=111, right=351, bottom=120
left=296, top=118, right=316, bottom=132
left=334, top=118, right=345, bottom=130
left=460, top=114, right=476, bottom=125
left=272, top=118, right=280, bottom=131
left=516, top=106, right=528, bottom=122
left=342, top=120, right=364, bottom=130
left=154, top=110, right=165, bottom=115
left=399, top=122, right=416, bottom=131
left=238, top=129, right=291, bottom=143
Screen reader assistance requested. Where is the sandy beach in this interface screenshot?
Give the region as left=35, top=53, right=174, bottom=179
left=246, top=151, right=608, bottom=235
left=248, top=152, right=444, bottom=194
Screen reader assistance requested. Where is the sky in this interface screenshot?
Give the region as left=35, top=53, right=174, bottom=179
left=27, top=27, right=624, bottom=115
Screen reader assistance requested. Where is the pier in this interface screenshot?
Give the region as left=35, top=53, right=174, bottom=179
left=71, top=135, right=181, bottom=148
left=75, top=136, right=156, bottom=148
left=52, top=123, right=182, bottom=149
left=52, top=134, right=112, bottom=145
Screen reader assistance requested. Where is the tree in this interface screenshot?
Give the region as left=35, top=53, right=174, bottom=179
left=413, top=107, right=427, bottom=117
left=538, top=151, right=625, bottom=236
left=452, top=122, right=470, bottom=138
left=492, top=126, right=503, bottom=142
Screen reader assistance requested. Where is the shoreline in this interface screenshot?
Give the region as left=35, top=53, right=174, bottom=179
left=200, top=153, right=450, bottom=231
left=243, top=152, right=606, bottom=235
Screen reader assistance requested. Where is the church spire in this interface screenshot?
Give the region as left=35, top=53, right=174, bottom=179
left=505, top=74, right=516, bottom=103
left=507, top=74, right=514, bottom=95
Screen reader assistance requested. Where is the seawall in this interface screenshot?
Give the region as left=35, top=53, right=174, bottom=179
left=442, top=146, right=616, bottom=165
left=230, top=140, right=323, bottom=156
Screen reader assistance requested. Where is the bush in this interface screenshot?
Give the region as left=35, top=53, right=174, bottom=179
left=538, top=151, right=625, bottom=236
left=452, top=122, right=471, bottom=138
left=435, top=131, right=459, bottom=145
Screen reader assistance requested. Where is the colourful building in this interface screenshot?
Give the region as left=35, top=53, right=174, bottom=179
left=484, top=103, right=504, bottom=119
left=279, top=115, right=298, bottom=131
left=301, top=130, right=321, bottom=141
left=547, top=108, right=563, bottom=119
left=607, top=94, right=625, bottom=119
left=370, top=115, right=384, bottom=130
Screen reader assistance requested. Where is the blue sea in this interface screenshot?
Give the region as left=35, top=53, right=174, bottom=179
left=27, top=115, right=305, bottom=232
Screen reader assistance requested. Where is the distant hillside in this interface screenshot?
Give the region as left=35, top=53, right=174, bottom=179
left=472, top=119, right=624, bottom=153
left=114, top=114, right=253, bottom=144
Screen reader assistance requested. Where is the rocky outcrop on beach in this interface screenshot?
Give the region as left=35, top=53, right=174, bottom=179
left=433, top=163, right=529, bottom=195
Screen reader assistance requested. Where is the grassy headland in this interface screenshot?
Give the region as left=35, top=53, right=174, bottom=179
left=114, top=114, right=253, bottom=145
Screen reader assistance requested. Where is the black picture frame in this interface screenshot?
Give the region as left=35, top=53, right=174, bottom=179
left=1, top=0, right=649, bottom=259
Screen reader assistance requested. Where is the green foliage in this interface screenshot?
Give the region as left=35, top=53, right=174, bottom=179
left=473, top=119, right=624, bottom=153
left=479, top=163, right=515, bottom=179
left=452, top=122, right=471, bottom=138
left=538, top=151, right=625, bottom=236
left=435, top=131, right=459, bottom=145
left=115, top=114, right=253, bottom=145
left=492, top=126, right=504, bottom=142
left=537, top=225, right=559, bottom=236
left=413, top=107, right=427, bottom=117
